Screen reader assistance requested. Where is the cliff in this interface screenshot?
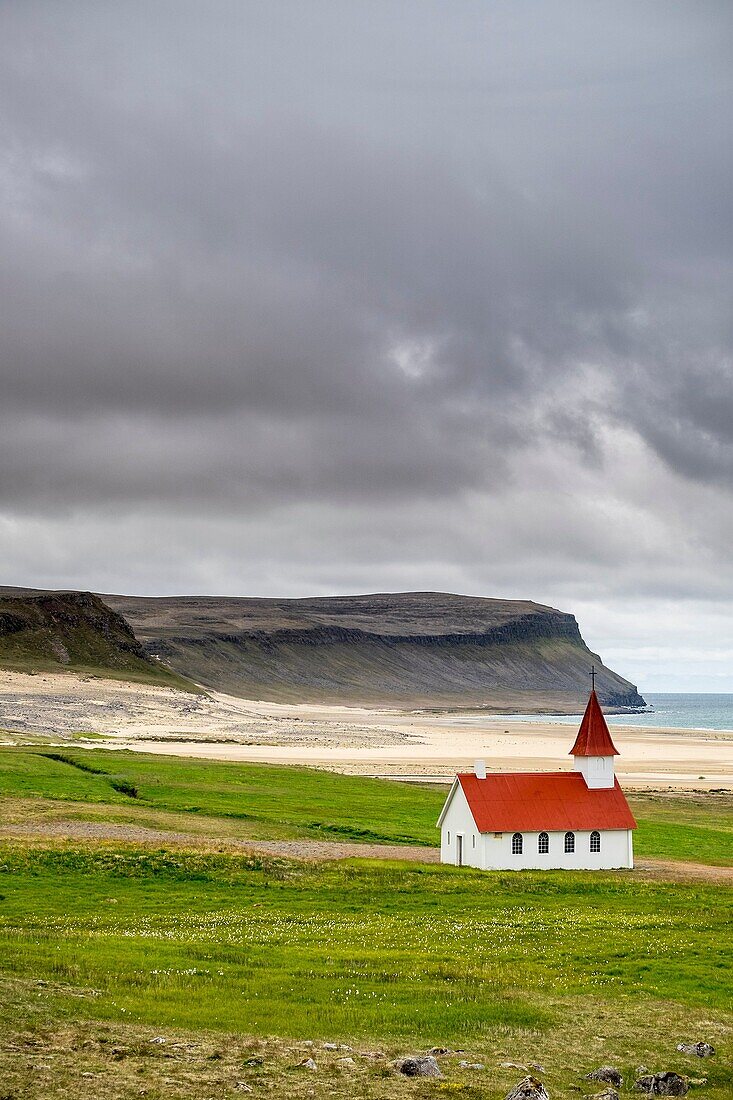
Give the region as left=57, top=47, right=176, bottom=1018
left=0, top=590, right=193, bottom=689
left=103, top=591, right=645, bottom=711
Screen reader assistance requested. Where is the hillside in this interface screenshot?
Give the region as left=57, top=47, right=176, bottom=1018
left=0, top=590, right=194, bottom=690
left=102, top=590, right=645, bottom=711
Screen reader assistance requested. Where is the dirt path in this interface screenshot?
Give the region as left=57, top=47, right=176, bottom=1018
left=633, top=857, right=733, bottom=884
left=0, top=820, right=441, bottom=863
left=1, top=820, right=731, bottom=882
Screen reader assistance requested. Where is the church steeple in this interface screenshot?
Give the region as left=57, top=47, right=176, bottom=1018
left=570, top=683, right=619, bottom=789
left=570, top=688, right=620, bottom=757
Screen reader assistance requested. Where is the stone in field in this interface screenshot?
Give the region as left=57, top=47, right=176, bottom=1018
left=395, top=1055, right=443, bottom=1078
left=504, top=1075, right=550, bottom=1100
left=429, top=1047, right=451, bottom=1055
left=653, top=1074, right=689, bottom=1096
left=676, top=1042, right=715, bottom=1058
left=586, top=1067, right=623, bottom=1088
left=586, top=1090, right=619, bottom=1100
left=296, top=1057, right=317, bottom=1071
left=634, top=1071, right=689, bottom=1096
left=458, top=1060, right=485, bottom=1069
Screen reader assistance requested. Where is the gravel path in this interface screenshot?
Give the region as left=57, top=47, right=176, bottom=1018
left=633, top=856, right=733, bottom=884
left=1, top=820, right=731, bottom=881
left=0, top=820, right=440, bottom=863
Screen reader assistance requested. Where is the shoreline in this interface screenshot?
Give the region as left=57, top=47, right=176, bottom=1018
left=1, top=668, right=732, bottom=790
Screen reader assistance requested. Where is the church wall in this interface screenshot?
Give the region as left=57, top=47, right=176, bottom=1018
left=439, top=784, right=483, bottom=868
left=439, top=807, right=633, bottom=869
left=478, top=828, right=632, bottom=870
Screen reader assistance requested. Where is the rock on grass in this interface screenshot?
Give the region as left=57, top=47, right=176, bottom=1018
left=634, top=1071, right=689, bottom=1096
left=586, top=1067, right=622, bottom=1088
left=504, top=1075, right=550, bottom=1100
left=394, top=1055, right=442, bottom=1078
left=676, top=1042, right=715, bottom=1057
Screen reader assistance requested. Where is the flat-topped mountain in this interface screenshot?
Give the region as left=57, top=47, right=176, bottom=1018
left=102, top=590, right=645, bottom=711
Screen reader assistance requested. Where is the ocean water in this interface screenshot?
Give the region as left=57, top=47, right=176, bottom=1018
left=490, top=694, right=733, bottom=732
left=607, top=693, right=733, bottom=731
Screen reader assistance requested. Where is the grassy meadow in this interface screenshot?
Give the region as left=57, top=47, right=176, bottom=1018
left=0, top=746, right=731, bottom=861
left=0, top=747, right=442, bottom=844
left=0, top=747, right=731, bottom=1097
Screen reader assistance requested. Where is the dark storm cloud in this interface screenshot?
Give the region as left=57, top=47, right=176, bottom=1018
left=1, top=1, right=732, bottom=683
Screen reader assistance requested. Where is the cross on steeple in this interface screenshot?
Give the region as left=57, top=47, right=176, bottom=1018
left=590, top=664, right=596, bottom=692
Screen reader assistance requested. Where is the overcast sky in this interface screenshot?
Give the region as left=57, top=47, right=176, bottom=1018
left=1, top=2, right=732, bottom=691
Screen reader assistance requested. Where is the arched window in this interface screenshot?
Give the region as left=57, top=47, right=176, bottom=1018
left=590, top=830, right=601, bottom=853
left=564, top=831, right=575, bottom=853
left=511, top=832, right=523, bottom=855
left=538, top=831, right=549, bottom=854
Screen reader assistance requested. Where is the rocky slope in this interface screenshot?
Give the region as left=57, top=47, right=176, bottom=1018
left=0, top=590, right=192, bottom=689
left=103, top=591, right=645, bottom=711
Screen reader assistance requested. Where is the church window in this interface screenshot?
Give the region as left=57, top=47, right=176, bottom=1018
left=472, top=835, right=476, bottom=848
left=447, top=832, right=450, bottom=844
left=590, top=830, right=601, bottom=853
left=538, top=831, right=549, bottom=854
left=564, top=831, right=575, bottom=853
left=512, top=832, right=523, bottom=855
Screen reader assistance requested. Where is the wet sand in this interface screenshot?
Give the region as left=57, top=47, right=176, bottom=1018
left=1, top=669, right=731, bottom=789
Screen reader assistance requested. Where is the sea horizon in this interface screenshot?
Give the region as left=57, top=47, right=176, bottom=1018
left=485, top=692, right=733, bottom=732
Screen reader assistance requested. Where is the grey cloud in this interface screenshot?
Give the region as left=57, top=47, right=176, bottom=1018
left=0, top=1, right=732, bottom=689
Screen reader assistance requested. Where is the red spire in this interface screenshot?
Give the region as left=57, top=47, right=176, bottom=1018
left=569, top=689, right=620, bottom=757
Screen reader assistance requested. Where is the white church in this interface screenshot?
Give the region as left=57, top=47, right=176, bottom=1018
left=437, top=687, right=636, bottom=870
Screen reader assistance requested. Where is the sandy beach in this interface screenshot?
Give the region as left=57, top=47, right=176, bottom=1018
left=1, top=669, right=731, bottom=789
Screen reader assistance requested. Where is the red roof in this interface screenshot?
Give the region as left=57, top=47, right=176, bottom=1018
left=569, top=690, right=620, bottom=757
left=457, top=772, right=636, bottom=832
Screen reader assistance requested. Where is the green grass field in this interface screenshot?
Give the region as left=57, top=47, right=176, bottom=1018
left=0, top=748, right=731, bottom=1097
left=1, top=747, right=732, bottom=862
left=0, top=844, right=731, bottom=1098
left=0, top=748, right=443, bottom=844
